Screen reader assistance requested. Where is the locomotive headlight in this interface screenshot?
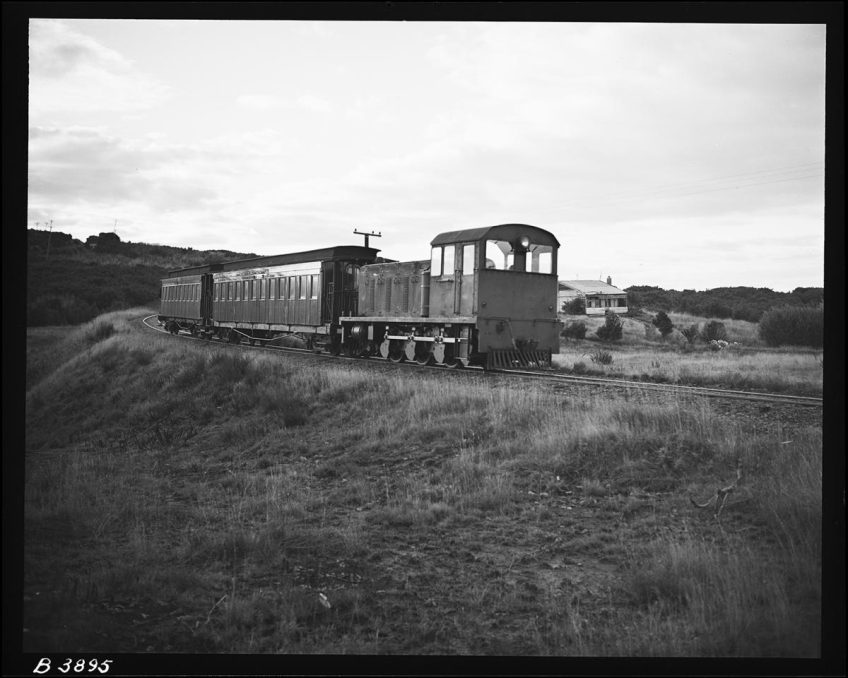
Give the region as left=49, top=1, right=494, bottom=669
left=519, top=235, right=530, bottom=249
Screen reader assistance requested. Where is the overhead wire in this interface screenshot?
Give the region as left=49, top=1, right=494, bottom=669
left=530, top=161, right=825, bottom=217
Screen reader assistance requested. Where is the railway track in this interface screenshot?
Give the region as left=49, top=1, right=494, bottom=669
left=142, top=315, right=823, bottom=409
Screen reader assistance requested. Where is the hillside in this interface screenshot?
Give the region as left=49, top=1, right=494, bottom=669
left=26, top=229, right=256, bottom=326
left=22, top=310, right=823, bottom=657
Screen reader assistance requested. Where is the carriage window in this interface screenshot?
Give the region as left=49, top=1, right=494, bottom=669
left=300, top=276, right=308, bottom=300
left=443, top=246, right=455, bottom=276
left=430, top=247, right=442, bottom=277
left=311, top=275, right=319, bottom=299
left=288, top=277, right=297, bottom=300
left=344, top=264, right=357, bottom=289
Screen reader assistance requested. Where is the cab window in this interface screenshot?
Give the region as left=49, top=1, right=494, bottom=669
left=442, top=246, right=455, bottom=276
left=430, top=247, right=442, bottom=277
left=461, top=244, right=475, bottom=274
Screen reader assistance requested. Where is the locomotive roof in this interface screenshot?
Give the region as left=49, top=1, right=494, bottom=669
left=167, top=245, right=380, bottom=276
left=430, top=223, right=560, bottom=248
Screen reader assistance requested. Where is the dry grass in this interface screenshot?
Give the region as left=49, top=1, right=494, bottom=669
left=554, top=335, right=822, bottom=395
left=23, top=311, right=823, bottom=657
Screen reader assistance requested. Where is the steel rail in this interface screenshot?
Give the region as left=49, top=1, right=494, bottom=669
left=143, top=316, right=822, bottom=408
left=491, top=367, right=823, bottom=407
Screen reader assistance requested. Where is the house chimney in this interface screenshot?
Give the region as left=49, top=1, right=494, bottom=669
left=606, top=276, right=612, bottom=286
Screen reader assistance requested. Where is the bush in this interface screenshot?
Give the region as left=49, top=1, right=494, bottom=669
left=759, top=305, right=823, bottom=348
left=700, top=320, right=728, bottom=343
left=561, top=321, right=587, bottom=340
left=595, top=309, right=623, bottom=342
left=571, top=361, right=588, bottom=374
left=590, top=349, right=613, bottom=365
left=681, top=324, right=699, bottom=344
left=652, top=311, right=674, bottom=338
left=562, top=297, right=586, bottom=315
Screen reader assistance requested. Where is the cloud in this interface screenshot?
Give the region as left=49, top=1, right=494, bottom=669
left=236, top=93, right=332, bottom=114
left=295, top=94, right=332, bottom=114
left=28, top=20, right=172, bottom=115
left=236, top=94, right=289, bottom=111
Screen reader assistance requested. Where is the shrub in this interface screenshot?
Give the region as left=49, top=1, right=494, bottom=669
left=562, top=297, right=586, bottom=315
left=700, top=320, right=728, bottom=343
left=652, top=311, right=674, bottom=338
left=681, top=324, right=699, bottom=344
left=759, top=305, right=823, bottom=348
left=590, top=349, right=613, bottom=365
left=595, top=309, right=623, bottom=342
left=561, top=321, right=587, bottom=340
left=572, top=361, right=588, bottom=374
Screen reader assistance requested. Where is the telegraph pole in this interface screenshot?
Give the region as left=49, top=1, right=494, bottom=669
left=353, top=229, right=381, bottom=248
left=45, top=219, right=54, bottom=260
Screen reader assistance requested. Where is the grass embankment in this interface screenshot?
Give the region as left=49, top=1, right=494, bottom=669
left=24, top=310, right=822, bottom=656
left=555, top=314, right=823, bottom=395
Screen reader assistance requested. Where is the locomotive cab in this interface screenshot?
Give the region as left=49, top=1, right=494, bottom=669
left=429, top=224, right=562, bottom=366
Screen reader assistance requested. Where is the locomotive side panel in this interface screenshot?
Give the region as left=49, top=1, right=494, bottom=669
left=358, top=260, right=430, bottom=318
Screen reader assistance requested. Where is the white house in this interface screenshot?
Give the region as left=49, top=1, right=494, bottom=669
left=558, top=277, right=628, bottom=315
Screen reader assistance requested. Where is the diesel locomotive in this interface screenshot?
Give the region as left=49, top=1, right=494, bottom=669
left=158, top=223, right=562, bottom=368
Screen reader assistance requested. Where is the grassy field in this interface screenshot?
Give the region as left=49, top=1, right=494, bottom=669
left=23, top=309, right=824, bottom=657
left=556, top=313, right=823, bottom=395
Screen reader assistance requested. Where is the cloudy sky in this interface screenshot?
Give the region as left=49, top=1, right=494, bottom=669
left=27, top=18, right=826, bottom=291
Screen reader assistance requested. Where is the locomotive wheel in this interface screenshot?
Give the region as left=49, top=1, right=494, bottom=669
left=415, top=344, right=433, bottom=366
left=388, top=340, right=404, bottom=363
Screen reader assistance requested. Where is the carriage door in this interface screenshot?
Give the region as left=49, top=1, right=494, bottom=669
left=322, top=261, right=338, bottom=324
left=342, top=263, right=359, bottom=317
left=201, top=273, right=214, bottom=325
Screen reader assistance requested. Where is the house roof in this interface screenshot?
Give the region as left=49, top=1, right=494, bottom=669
left=558, top=280, right=626, bottom=295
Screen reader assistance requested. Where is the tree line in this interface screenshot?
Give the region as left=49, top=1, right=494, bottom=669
left=624, top=284, right=822, bottom=322
left=26, top=229, right=254, bottom=326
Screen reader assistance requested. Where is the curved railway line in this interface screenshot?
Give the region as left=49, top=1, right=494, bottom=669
left=142, top=315, right=823, bottom=409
